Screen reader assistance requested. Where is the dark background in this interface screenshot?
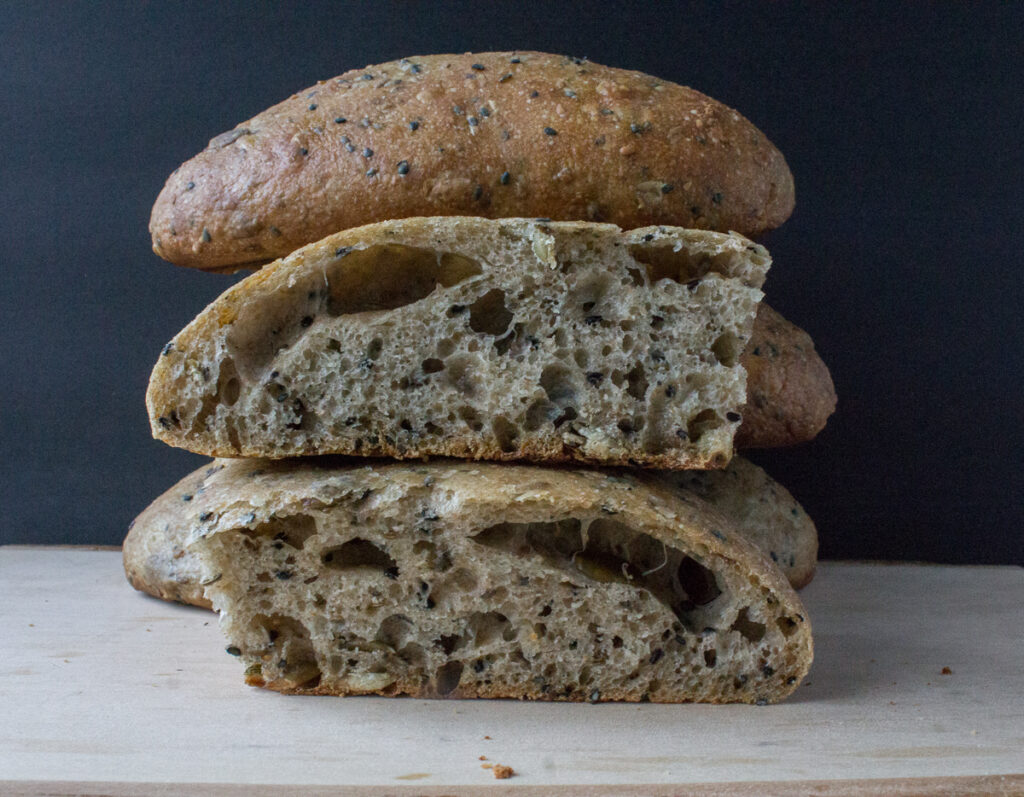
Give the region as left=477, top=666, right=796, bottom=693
left=2, top=2, right=1021, bottom=564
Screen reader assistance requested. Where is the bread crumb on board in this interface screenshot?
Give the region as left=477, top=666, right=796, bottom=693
left=941, top=666, right=953, bottom=675
left=492, top=764, right=515, bottom=779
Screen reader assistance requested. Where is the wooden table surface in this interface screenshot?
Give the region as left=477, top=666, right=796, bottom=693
left=1, top=547, right=1021, bottom=795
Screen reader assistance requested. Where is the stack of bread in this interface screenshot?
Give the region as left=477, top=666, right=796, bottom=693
left=125, top=52, right=835, bottom=704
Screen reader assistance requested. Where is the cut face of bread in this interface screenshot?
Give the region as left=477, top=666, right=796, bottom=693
left=148, top=218, right=769, bottom=470
left=182, top=459, right=812, bottom=703
left=124, top=456, right=817, bottom=610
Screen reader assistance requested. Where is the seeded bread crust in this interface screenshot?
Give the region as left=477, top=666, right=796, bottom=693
left=655, top=457, right=818, bottom=589
left=150, top=51, right=795, bottom=272
left=737, top=304, right=837, bottom=449
left=123, top=455, right=818, bottom=609
left=148, top=217, right=769, bottom=471
left=178, top=458, right=812, bottom=703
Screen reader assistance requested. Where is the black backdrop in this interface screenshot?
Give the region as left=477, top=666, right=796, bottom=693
left=2, top=2, right=1021, bottom=564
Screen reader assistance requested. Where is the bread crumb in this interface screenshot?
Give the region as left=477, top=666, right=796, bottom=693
left=481, top=763, right=492, bottom=770
left=483, top=735, right=491, bottom=739
left=479, top=755, right=487, bottom=760
left=492, top=764, right=515, bottom=779
left=941, top=666, right=952, bottom=675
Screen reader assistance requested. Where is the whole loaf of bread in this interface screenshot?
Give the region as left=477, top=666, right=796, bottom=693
left=150, top=52, right=795, bottom=272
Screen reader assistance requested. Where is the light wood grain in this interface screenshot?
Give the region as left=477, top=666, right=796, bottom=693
left=0, top=548, right=1021, bottom=793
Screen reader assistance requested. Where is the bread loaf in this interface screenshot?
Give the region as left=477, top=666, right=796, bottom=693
left=149, top=51, right=795, bottom=272
left=179, top=458, right=812, bottom=703
left=738, top=304, right=836, bottom=448
left=123, top=455, right=818, bottom=609
left=148, top=217, right=769, bottom=470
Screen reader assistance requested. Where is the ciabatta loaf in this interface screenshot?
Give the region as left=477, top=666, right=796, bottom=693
left=182, top=459, right=813, bottom=703
left=123, top=455, right=818, bottom=609
left=149, top=51, right=794, bottom=272
left=148, top=217, right=769, bottom=470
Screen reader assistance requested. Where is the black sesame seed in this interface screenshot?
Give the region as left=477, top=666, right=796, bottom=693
left=361, top=73, right=373, bottom=80
left=712, top=191, right=723, bottom=204
left=409, top=120, right=419, bottom=130
left=300, top=316, right=314, bottom=328
left=225, top=646, right=241, bottom=656
left=585, top=315, right=602, bottom=325
left=473, top=184, right=483, bottom=200
left=452, top=105, right=464, bottom=115
left=535, top=217, right=551, bottom=222
left=275, top=570, right=292, bottom=580
left=397, top=160, right=410, bottom=175
left=770, top=551, right=779, bottom=562
left=589, top=689, right=600, bottom=703
left=762, top=665, right=775, bottom=677
left=500, top=170, right=510, bottom=185
left=529, top=90, right=539, bottom=98
left=649, top=648, right=664, bottom=665
left=711, top=529, right=726, bottom=541
left=334, top=116, right=347, bottom=124
left=185, top=181, right=195, bottom=191
left=199, top=511, right=213, bottom=522
left=200, top=228, right=211, bottom=243
left=161, top=342, right=174, bottom=356
left=643, top=233, right=654, bottom=241
left=511, top=57, right=521, bottom=64
left=787, top=676, right=797, bottom=685
left=726, top=411, right=741, bottom=422
left=468, top=116, right=479, bottom=126
left=362, top=147, right=373, bottom=158
left=499, top=72, right=513, bottom=83
left=665, top=385, right=676, bottom=398
left=308, top=103, right=317, bottom=111
left=335, top=246, right=352, bottom=258
left=181, top=494, right=192, bottom=502
left=756, top=698, right=768, bottom=706
left=661, top=183, right=675, bottom=194
left=410, top=63, right=421, bottom=74
left=366, top=168, right=378, bottom=177
left=479, top=106, right=490, bottom=117
left=299, top=147, right=308, bottom=156
left=586, top=372, right=604, bottom=385
left=543, top=126, right=558, bottom=136
left=564, top=88, right=577, bottom=98
left=473, top=659, right=486, bottom=673
left=471, top=63, right=485, bottom=70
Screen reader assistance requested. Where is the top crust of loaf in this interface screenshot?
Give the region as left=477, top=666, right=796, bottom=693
left=737, top=304, right=837, bottom=448
left=147, top=217, right=768, bottom=470
left=150, top=51, right=795, bottom=271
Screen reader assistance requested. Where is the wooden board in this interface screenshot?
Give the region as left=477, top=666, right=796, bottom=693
left=0, top=548, right=1021, bottom=794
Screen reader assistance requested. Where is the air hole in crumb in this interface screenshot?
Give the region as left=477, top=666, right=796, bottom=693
left=676, top=557, right=722, bottom=607
left=776, top=616, right=799, bottom=637
left=366, top=338, right=383, bottom=360
left=244, top=514, right=317, bottom=550
left=731, top=608, right=766, bottom=643
left=626, top=364, right=648, bottom=401
left=422, top=358, right=445, bottom=373
left=687, top=409, right=723, bottom=443
left=436, top=634, right=460, bottom=655
left=459, top=405, right=484, bottom=432
left=540, top=364, right=578, bottom=406
left=435, top=660, right=464, bottom=696
left=492, top=415, right=520, bottom=452
left=704, top=648, right=717, bottom=667
left=468, top=289, right=513, bottom=336
left=630, top=244, right=734, bottom=284
left=711, top=332, right=742, bottom=367
left=218, top=359, right=241, bottom=405
left=322, top=538, right=398, bottom=574
left=525, top=398, right=559, bottom=431
left=445, top=354, right=480, bottom=396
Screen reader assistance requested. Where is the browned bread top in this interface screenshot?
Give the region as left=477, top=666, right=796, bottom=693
left=150, top=51, right=795, bottom=272
left=737, top=304, right=837, bottom=448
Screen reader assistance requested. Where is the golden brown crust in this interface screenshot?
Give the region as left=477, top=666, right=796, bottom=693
left=737, top=304, right=837, bottom=448
left=150, top=51, right=794, bottom=272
